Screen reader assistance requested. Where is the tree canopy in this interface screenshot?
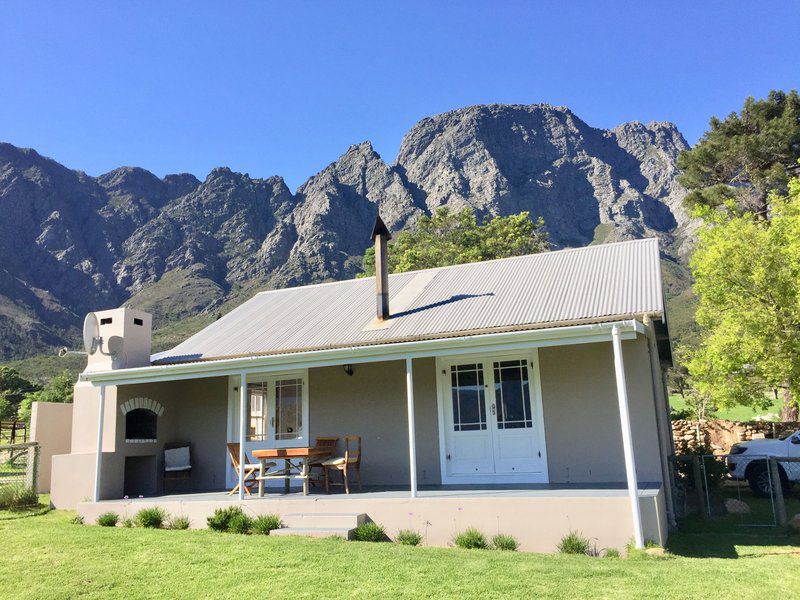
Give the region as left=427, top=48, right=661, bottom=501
left=16, top=370, right=75, bottom=422
left=677, top=90, right=800, bottom=218
left=0, top=367, right=37, bottom=420
left=685, top=175, right=800, bottom=419
left=361, top=207, right=549, bottom=276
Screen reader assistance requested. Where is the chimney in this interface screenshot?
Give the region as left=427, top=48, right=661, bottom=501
left=371, top=214, right=392, bottom=320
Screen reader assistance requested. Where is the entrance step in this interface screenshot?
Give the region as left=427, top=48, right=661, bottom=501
left=271, top=526, right=355, bottom=540
left=272, top=513, right=367, bottom=539
left=282, top=512, right=367, bottom=529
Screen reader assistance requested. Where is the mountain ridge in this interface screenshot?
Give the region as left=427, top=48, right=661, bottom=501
left=0, top=103, right=694, bottom=361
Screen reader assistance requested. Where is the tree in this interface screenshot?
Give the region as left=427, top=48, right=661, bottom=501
left=361, top=208, right=549, bottom=276
left=685, top=175, right=800, bottom=420
left=0, top=367, right=37, bottom=420
left=677, top=90, right=800, bottom=218
left=17, top=370, right=75, bottom=422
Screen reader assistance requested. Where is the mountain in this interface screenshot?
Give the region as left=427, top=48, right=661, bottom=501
left=0, top=103, right=694, bottom=362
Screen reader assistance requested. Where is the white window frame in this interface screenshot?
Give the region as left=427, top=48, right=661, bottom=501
left=435, top=349, right=549, bottom=485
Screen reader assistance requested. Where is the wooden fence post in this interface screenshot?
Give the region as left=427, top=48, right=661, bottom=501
left=691, top=456, right=707, bottom=518
left=768, top=458, right=788, bottom=527
left=24, top=443, right=39, bottom=492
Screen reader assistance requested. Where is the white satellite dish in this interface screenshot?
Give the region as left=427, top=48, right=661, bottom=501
left=83, top=313, right=100, bottom=355
left=107, top=335, right=125, bottom=357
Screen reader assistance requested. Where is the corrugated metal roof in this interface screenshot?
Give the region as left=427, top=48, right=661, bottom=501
left=152, top=238, right=664, bottom=365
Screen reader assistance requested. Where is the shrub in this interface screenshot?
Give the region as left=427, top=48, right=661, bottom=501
left=70, top=515, right=85, bottom=525
left=491, top=533, right=518, bottom=551
left=604, top=548, right=621, bottom=558
left=557, top=531, right=591, bottom=555
left=134, top=507, right=167, bottom=529
left=207, top=506, right=245, bottom=532
left=252, top=514, right=282, bottom=535
left=122, top=518, right=134, bottom=528
left=453, top=528, right=488, bottom=549
left=0, top=485, right=38, bottom=510
left=228, top=512, right=253, bottom=534
left=167, top=515, right=191, bottom=530
left=395, top=529, right=422, bottom=546
left=352, top=521, right=387, bottom=542
left=97, top=512, right=120, bottom=527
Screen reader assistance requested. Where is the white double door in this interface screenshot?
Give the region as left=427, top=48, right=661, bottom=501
left=439, top=353, right=547, bottom=482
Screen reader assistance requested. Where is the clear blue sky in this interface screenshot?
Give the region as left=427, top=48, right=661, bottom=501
left=2, top=2, right=798, bottom=189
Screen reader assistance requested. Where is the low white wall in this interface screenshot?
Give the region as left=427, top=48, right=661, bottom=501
left=30, top=402, right=74, bottom=493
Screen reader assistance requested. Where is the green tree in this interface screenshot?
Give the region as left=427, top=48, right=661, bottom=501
left=17, top=370, right=75, bottom=421
left=685, top=175, right=800, bottom=420
left=361, top=208, right=549, bottom=276
left=0, top=367, right=37, bottom=420
left=677, top=90, right=800, bottom=218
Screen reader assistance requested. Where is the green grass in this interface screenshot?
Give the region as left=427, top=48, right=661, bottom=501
left=669, top=393, right=784, bottom=421
left=0, top=506, right=798, bottom=598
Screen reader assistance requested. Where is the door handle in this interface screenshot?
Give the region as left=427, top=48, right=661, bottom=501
left=446, top=454, right=451, bottom=460
left=490, top=404, right=496, bottom=416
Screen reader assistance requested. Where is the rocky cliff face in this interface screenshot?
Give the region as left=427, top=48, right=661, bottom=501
left=0, top=103, right=693, bottom=360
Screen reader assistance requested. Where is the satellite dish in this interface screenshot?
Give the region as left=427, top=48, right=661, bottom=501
left=83, top=313, right=100, bottom=354
left=107, top=335, right=125, bottom=356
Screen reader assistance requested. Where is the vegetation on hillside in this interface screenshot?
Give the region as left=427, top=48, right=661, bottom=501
left=361, top=208, right=549, bottom=276
left=0, top=366, right=74, bottom=421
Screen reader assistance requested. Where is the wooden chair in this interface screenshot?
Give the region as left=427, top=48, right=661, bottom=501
left=226, top=443, right=274, bottom=496
left=322, top=435, right=362, bottom=494
left=164, top=442, right=191, bottom=491
left=308, top=436, right=339, bottom=488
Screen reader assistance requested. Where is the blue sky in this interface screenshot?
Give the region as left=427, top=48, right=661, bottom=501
left=1, top=2, right=798, bottom=189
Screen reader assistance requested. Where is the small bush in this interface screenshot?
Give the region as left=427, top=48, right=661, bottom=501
left=70, top=515, right=85, bottom=525
left=97, top=512, right=120, bottom=527
left=454, top=528, right=488, bottom=549
left=0, top=485, right=38, bottom=510
left=352, top=521, right=387, bottom=542
left=207, top=506, right=245, bottom=532
left=252, top=514, right=282, bottom=535
left=228, top=512, right=253, bottom=534
left=167, top=515, right=191, bottom=530
left=604, top=548, right=621, bottom=558
left=557, top=531, right=591, bottom=555
left=134, top=507, right=167, bottom=529
left=491, top=533, right=518, bottom=551
left=395, top=529, right=422, bottom=546
left=122, top=518, right=134, bottom=528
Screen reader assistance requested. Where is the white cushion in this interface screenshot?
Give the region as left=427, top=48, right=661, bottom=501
left=322, top=456, right=358, bottom=466
left=165, top=446, right=191, bottom=471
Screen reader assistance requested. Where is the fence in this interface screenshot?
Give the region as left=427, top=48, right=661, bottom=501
left=670, top=453, right=800, bottom=527
left=0, top=442, right=40, bottom=493
left=0, top=421, right=27, bottom=445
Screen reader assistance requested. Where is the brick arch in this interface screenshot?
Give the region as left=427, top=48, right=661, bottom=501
left=120, top=397, right=165, bottom=417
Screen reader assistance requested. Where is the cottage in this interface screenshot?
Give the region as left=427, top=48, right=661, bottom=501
left=48, top=227, right=674, bottom=551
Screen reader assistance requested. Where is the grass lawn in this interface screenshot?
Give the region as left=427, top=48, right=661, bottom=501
left=0, top=503, right=799, bottom=599
left=669, top=393, right=783, bottom=421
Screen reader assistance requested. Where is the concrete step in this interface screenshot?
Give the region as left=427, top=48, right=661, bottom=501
left=282, top=512, right=367, bottom=529
left=271, top=526, right=354, bottom=540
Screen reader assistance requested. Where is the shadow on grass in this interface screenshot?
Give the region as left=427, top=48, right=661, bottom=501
left=667, top=485, right=800, bottom=558
left=0, top=504, right=51, bottom=521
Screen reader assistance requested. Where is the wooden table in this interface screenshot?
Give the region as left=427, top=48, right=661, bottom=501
left=251, top=447, right=331, bottom=496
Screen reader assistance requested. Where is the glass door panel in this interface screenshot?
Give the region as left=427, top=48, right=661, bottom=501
left=246, top=382, right=269, bottom=441
left=493, top=360, right=533, bottom=430
left=275, top=378, right=303, bottom=442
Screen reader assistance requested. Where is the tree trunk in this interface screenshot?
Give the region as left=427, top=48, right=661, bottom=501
left=780, top=387, right=798, bottom=422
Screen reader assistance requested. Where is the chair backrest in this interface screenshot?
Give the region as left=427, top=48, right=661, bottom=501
left=165, top=444, right=191, bottom=471
left=226, top=442, right=242, bottom=470
left=314, top=436, right=339, bottom=451
left=343, top=435, right=361, bottom=465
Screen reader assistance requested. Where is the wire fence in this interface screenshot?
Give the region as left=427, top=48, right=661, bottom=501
left=670, top=453, right=800, bottom=527
left=0, top=421, right=28, bottom=445
left=0, top=443, right=39, bottom=493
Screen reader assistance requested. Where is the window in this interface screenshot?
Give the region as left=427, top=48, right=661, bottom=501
left=493, top=359, right=533, bottom=429
left=275, top=378, right=303, bottom=441
left=450, top=363, right=487, bottom=431
left=247, top=383, right=268, bottom=441
left=244, top=375, right=306, bottom=444
left=125, top=408, right=157, bottom=440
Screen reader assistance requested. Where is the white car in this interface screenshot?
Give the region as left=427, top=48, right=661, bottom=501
left=727, top=430, right=800, bottom=496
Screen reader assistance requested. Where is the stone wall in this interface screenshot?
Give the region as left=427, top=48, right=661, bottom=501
left=671, top=419, right=800, bottom=455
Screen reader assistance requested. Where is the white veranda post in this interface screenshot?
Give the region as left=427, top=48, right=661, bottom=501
left=93, top=385, right=106, bottom=502
left=611, top=325, right=644, bottom=549
left=406, top=358, right=418, bottom=498
left=238, top=372, right=247, bottom=501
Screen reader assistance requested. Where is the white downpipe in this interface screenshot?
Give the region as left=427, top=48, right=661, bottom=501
left=611, top=325, right=644, bottom=549
left=93, top=385, right=106, bottom=502
left=405, top=358, right=418, bottom=498
left=238, top=372, right=247, bottom=501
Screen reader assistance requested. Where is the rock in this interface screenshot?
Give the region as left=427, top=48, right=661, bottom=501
left=725, top=499, right=751, bottom=515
